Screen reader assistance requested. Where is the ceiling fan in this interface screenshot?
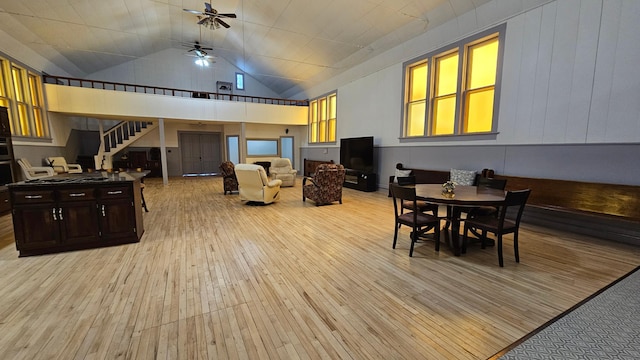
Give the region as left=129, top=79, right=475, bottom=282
left=184, top=41, right=213, bottom=58
left=184, top=41, right=216, bottom=65
left=183, top=2, right=237, bottom=29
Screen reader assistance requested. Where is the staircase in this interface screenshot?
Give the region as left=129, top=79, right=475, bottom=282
left=94, top=120, right=158, bottom=170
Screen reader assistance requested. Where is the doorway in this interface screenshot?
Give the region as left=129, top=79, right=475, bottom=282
left=179, top=132, right=222, bottom=175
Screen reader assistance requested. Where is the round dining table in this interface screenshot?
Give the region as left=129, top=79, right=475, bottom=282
left=413, top=184, right=506, bottom=256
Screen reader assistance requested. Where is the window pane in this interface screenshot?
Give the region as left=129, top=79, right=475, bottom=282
left=17, top=103, right=30, bottom=136
left=409, top=63, right=427, bottom=101
left=12, top=67, right=25, bottom=102
left=319, top=120, right=327, bottom=142
left=464, top=89, right=494, bottom=133
left=33, top=108, right=46, bottom=137
left=227, top=136, right=239, bottom=164
left=328, top=95, right=336, bottom=118
left=468, top=38, right=498, bottom=89
left=246, top=140, right=278, bottom=156
left=29, top=75, right=40, bottom=105
left=433, top=96, right=456, bottom=135
left=407, top=101, right=426, bottom=136
left=328, top=119, right=336, bottom=142
left=319, top=98, right=327, bottom=120
left=435, top=53, right=459, bottom=96
left=310, top=101, right=318, bottom=142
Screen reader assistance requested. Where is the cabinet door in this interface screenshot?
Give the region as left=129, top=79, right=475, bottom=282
left=12, top=203, right=60, bottom=251
left=98, top=185, right=136, bottom=241
left=59, top=200, right=100, bottom=244
left=0, top=189, right=10, bottom=214
left=99, top=199, right=136, bottom=240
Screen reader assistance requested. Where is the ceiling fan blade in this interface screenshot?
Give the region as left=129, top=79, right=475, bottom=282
left=197, top=17, right=209, bottom=25
left=215, top=18, right=231, bottom=28
left=183, top=9, right=204, bottom=15
left=204, top=2, right=213, bottom=12
left=217, top=13, right=237, bottom=18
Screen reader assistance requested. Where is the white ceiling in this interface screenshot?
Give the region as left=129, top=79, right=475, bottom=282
left=0, top=0, right=490, bottom=97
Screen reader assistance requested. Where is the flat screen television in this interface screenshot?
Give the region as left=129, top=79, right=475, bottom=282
left=340, top=136, right=374, bottom=173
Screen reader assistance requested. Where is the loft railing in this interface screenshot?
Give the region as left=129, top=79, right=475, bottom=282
left=43, top=75, right=309, bottom=106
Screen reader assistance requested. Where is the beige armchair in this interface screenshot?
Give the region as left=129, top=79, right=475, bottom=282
left=17, top=158, right=55, bottom=180
left=235, top=164, right=282, bottom=204
left=46, top=156, right=82, bottom=173
left=269, top=158, right=297, bottom=187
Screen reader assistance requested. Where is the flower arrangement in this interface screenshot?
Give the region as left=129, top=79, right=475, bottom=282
left=442, top=180, right=456, bottom=197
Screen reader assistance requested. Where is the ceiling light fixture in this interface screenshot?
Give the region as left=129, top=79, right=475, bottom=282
left=195, top=57, right=209, bottom=67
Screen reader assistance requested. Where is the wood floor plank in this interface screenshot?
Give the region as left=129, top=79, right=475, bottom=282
left=0, top=176, right=638, bottom=359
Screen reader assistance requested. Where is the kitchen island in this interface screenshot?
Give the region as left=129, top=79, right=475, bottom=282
left=7, top=171, right=146, bottom=257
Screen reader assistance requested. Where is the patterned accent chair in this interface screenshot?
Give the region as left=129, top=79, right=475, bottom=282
left=302, top=164, right=346, bottom=206
left=269, top=158, right=297, bottom=187
left=219, top=161, right=239, bottom=195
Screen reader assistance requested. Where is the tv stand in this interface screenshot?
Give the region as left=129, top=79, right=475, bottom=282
left=344, top=169, right=377, bottom=192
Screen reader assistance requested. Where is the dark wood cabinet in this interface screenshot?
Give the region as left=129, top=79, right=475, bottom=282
left=0, top=187, right=10, bottom=214
left=9, top=178, right=144, bottom=256
left=344, top=169, right=377, bottom=192
left=98, top=186, right=136, bottom=241
left=115, top=151, right=162, bottom=177
left=11, top=189, right=62, bottom=251
left=58, top=188, right=100, bottom=244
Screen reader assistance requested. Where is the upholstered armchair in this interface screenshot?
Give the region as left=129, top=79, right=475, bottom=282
left=219, top=161, right=239, bottom=194
left=302, top=164, right=346, bottom=206
left=234, top=164, right=282, bottom=204
left=269, top=158, right=297, bottom=187
left=46, top=156, right=82, bottom=173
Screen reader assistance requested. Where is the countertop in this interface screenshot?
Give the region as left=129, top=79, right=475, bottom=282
left=7, top=170, right=149, bottom=187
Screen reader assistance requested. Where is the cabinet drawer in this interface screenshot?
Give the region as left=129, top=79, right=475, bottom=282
left=59, top=188, right=96, bottom=201
left=12, top=190, right=55, bottom=204
left=99, top=186, right=131, bottom=199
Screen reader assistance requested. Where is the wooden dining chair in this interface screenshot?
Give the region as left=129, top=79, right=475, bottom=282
left=391, top=183, right=441, bottom=257
left=465, top=177, right=508, bottom=218
left=462, top=189, right=531, bottom=267
left=394, top=175, right=439, bottom=218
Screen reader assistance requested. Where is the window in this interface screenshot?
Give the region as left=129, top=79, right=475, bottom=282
left=226, top=135, right=239, bottom=164
left=235, top=73, right=244, bottom=91
left=246, top=139, right=278, bottom=157
left=309, top=91, right=336, bottom=144
left=0, top=56, right=49, bottom=138
left=402, top=25, right=504, bottom=138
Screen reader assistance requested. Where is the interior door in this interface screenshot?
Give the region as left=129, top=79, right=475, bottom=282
left=180, top=132, right=222, bottom=175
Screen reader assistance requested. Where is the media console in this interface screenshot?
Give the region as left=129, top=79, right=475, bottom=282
left=344, top=169, right=377, bottom=192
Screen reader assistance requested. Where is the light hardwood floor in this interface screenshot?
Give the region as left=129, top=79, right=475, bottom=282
left=0, top=177, right=638, bottom=359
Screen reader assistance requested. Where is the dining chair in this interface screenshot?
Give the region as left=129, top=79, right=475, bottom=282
left=462, top=189, right=531, bottom=267
left=391, top=183, right=441, bottom=257
left=396, top=175, right=439, bottom=217
left=465, top=177, right=508, bottom=218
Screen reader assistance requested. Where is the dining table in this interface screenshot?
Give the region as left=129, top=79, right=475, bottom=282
left=414, top=184, right=506, bottom=256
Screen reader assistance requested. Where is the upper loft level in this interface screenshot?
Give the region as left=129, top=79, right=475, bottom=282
left=43, top=75, right=309, bottom=126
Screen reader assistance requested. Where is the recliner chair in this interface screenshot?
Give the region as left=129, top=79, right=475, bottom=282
left=46, top=156, right=82, bottom=173
left=234, top=164, right=282, bottom=204
left=269, top=158, right=297, bottom=187
left=17, top=158, right=55, bottom=180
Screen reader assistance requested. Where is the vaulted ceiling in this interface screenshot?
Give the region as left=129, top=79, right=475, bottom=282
left=0, top=0, right=490, bottom=98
